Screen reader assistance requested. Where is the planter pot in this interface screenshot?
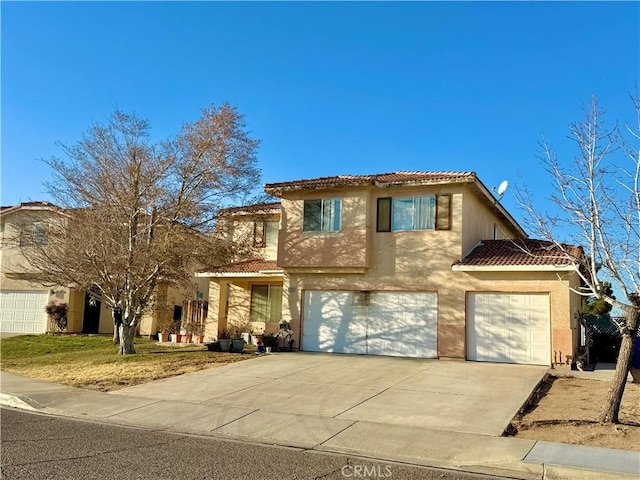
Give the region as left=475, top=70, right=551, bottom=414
left=232, top=339, right=246, bottom=353
left=170, top=334, right=182, bottom=343
left=218, top=339, right=231, bottom=352
left=266, top=346, right=272, bottom=353
left=182, top=334, right=192, bottom=344
left=158, top=332, right=169, bottom=342
left=192, top=334, right=204, bottom=344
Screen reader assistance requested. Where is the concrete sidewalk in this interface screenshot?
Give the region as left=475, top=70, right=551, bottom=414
left=1, top=367, right=638, bottom=480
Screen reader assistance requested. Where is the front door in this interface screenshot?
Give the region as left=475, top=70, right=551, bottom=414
left=82, top=292, right=101, bottom=333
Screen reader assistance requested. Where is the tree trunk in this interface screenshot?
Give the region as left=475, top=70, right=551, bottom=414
left=112, top=307, right=123, bottom=345
left=118, top=322, right=136, bottom=355
left=599, top=307, right=639, bottom=423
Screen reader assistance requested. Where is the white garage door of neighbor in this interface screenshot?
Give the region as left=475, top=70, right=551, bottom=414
left=0, top=290, right=49, bottom=334
left=302, top=290, right=437, bottom=358
left=468, top=293, right=551, bottom=365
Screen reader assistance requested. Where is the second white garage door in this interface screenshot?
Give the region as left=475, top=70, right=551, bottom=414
left=0, top=290, right=49, bottom=334
left=468, top=293, right=551, bottom=365
left=302, top=291, right=437, bottom=358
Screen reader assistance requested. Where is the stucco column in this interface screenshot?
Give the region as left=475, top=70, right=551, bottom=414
left=204, top=280, right=228, bottom=341
left=437, top=287, right=467, bottom=360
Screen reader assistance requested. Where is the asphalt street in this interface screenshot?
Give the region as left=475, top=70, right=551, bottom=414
left=0, top=408, right=517, bottom=480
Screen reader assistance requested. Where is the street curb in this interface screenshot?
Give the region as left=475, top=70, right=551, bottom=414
left=2, top=398, right=638, bottom=480
left=0, top=393, right=45, bottom=411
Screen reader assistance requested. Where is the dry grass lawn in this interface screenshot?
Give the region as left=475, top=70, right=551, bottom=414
left=1, top=334, right=256, bottom=391
left=510, top=375, right=640, bottom=451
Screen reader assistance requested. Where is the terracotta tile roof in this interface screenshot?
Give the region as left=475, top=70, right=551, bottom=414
left=264, top=171, right=477, bottom=195
left=201, top=259, right=281, bottom=274
left=219, top=201, right=281, bottom=215
left=456, top=239, right=583, bottom=267
left=0, top=201, right=61, bottom=216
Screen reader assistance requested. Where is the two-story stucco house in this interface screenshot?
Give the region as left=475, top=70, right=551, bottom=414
left=0, top=201, right=207, bottom=336
left=200, top=172, right=581, bottom=365
left=202, top=171, right=583, bottom=366
left=0, top=202, right=112, bottom=334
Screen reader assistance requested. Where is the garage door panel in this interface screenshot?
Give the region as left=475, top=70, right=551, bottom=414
left=468, top=293, right=550, bottom=365
left=0, top=290, right=49, bottom=334
left=303, top=290, right=437, bottom=358
left=303, top=291, right=367, bottom=354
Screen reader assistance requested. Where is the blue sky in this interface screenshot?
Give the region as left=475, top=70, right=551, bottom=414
left=2, top=1, right=639, bottom=224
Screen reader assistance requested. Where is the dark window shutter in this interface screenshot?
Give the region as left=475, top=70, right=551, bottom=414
left=435, top=194, right=452, bottom=230
left=253, top=221, right=266, bottom=247
left=377, top=197, right=391, bottom=232
left=303, top=200, right=322, bottom=231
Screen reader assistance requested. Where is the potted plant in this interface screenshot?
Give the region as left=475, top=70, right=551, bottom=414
left=231, top=331, right=246, bottom=353
left=156, top=316, right=172, bottom=343
left=261, top=332, right=279, bottom=353
left=169, top=325, right=181, bottom=343
left=218, top=329, right=232, bottom=352
left=191, top=325, right=204, bottom=344
left=45, top=301, right=68, bottom=332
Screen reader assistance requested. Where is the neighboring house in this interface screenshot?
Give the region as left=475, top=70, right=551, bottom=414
left=198, top=202, right=283, bottom=340
left=200, top=171, right=583, bottom=366
left=0, top=202, right=206, bottom=336
left=0, top=202, right=108, bottom=334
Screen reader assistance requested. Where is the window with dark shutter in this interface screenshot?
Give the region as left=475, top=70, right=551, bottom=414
left=377, top=197, right=391, bottom=232
left=435, top=194, right=452, bottom=230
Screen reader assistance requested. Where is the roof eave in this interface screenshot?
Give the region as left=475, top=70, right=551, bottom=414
left=452, top=264, right=577, bottom=272
left=470, top=177, right=528, bottom=238
left=196, top=270, right=284, bottom=278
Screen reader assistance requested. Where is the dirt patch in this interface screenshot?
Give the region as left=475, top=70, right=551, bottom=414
left=509, top=375, right=640, bottom=451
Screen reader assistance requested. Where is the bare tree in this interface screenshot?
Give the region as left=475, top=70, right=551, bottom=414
left=517, top=95, right=640, bottom=423
left=12, top=103, right=260, bottom=354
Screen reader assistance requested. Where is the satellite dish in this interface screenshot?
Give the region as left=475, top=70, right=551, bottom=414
left=497, top=180, right=509, bottom=197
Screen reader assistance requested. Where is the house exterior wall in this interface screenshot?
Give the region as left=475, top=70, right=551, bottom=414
left=222, top=210, right=280, bottom=262
left=278, top=189, right=369, bottom=269
left=275, top=182, right=579, bottom=362
left=460, top=186, right=516, bottom=255
left=1, top=209, right=110, bottom=334
left=2, top=207, right=205, bottom=337
left=204, top=277, right=284, bottom=340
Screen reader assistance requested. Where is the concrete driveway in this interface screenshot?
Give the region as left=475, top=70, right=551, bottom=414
left=113, top=352, right=546, bottom=437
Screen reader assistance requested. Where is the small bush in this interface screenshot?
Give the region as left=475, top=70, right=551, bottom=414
left=45, top=302, right=68, bottom=332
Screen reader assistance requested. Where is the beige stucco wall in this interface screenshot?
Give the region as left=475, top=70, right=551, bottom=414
left=204, top=277, right=284, bottom=340
left=222, top=211, right=280, bottom=262
left=461, top=186, right=517, bottom=255
left=275, top=183, right=579, bottom=364
left=278, top=188, right=370, bottom=269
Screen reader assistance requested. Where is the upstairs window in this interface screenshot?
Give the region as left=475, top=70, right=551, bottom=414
left=265, top=221, right=279, bottom=247
left=19, top=222, right=48, bottom=246
left=254, top=220, right=279, bottom=247
left=377, top=194, right=451, bottom=232
left=303, top=198, right=341, bottom=232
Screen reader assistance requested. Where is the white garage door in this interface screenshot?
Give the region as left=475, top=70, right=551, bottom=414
left=468, top=293, right=550, bottom=365
left=0, top=290, right=49, bottom=334
left=302, top=290, right=437, bottom=358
